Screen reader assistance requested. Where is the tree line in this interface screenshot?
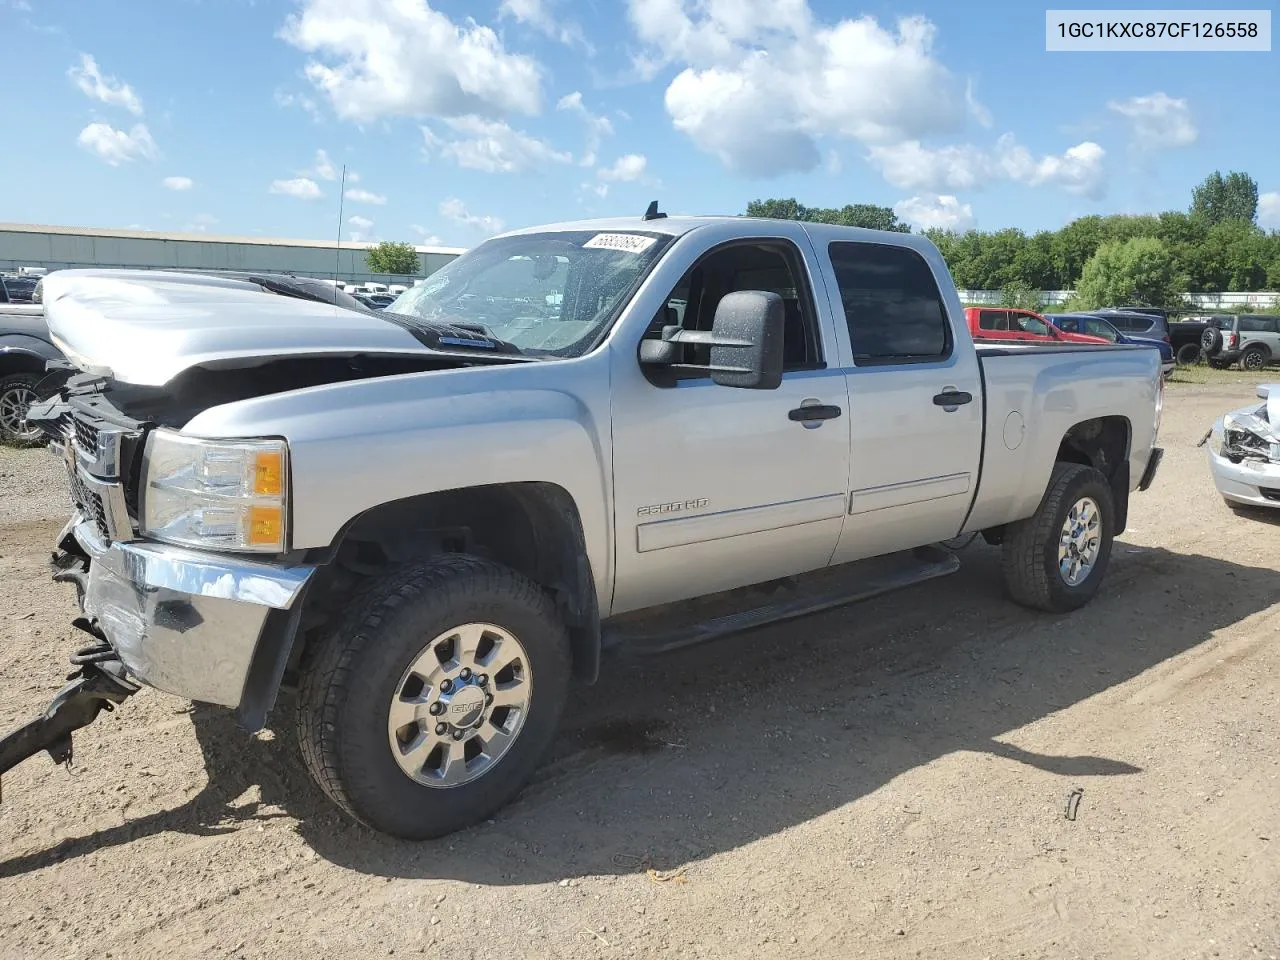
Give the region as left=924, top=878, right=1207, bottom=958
left=747, top=171, right=1280, bottom=309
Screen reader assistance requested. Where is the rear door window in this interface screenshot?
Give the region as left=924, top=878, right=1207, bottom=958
left=828, top=242, right=952, bottom=364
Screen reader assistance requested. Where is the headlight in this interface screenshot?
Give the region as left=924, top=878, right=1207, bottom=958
left=141, top=430, right=289, bottom=553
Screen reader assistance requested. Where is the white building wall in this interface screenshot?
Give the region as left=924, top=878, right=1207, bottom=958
left=0, top=224, right=465, bottom=284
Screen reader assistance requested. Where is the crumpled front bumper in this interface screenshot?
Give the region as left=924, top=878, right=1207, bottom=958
left=1207, top=450, right=1280, bottom=508
left=65, top=515, right=315, bottom=713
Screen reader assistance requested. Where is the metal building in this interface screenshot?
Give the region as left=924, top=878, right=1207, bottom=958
left=0, top=223, right=465, bottom=284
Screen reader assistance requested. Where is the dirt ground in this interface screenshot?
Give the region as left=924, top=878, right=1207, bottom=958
left=2, top=379, right=1278, bottom=960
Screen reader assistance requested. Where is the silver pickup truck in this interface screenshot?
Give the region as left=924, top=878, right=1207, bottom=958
left=1, top=212, right=1164, bottom=839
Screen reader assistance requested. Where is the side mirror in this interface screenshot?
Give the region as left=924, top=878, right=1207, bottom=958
left=708, top=291, right=785, bottom=389
left=638, top=290, right=785, bottom=390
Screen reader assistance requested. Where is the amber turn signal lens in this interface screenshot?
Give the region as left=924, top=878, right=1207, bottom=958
left=246, top=505, right=283, bottom=547
left=253, top=451, right=284, bottom=496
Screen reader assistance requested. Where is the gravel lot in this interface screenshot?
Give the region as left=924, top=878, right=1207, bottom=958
left=2, top=379, right=1278, bottom=960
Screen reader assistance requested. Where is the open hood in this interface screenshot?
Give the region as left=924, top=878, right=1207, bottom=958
left=39, top=269, right=469, bottom=386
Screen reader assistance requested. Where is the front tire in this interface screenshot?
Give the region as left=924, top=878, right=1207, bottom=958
left=0, top=373, right=45, bottom=445
left=1001, top=463, right=1116, bottom=613
left=295, top=555, right=571, bottom=840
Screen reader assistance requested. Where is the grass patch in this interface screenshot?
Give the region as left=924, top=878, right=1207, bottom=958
left=1165, top=362, right=1273, bottom=387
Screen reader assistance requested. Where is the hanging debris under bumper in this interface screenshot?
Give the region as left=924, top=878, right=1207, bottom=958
left=0, top=617, right=139, bottom=804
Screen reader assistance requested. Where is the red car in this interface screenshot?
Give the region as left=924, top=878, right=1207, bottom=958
left=964, top=307, right=1109, bottom=345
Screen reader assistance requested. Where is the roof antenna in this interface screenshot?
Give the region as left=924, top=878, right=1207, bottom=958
left=643, top=200, right=667, bottom=221
left=331, top=163, right=347, bottom=303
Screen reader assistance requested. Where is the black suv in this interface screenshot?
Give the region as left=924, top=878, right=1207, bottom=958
left=1201, top=314, right=1280, bottom=371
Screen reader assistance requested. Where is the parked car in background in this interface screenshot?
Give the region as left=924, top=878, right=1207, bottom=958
left=1050, top=313, right=1175, bottom=376
left=1202, top=383, right=1280, bottom=511
left=0, top=302, right=62, bottom=444
left=1093, top=308, right=1173, bottom=344
left=964, top=307, right=1109, bottom=345
left=1167, top=316, right=1212, bottom=364
left=1200, top=314, right=1280, bottom=371
left=1, top=275, right=39, bottom=303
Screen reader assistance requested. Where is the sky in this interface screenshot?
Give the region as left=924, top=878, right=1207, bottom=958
left=2, top=0, right=1278, bottom=247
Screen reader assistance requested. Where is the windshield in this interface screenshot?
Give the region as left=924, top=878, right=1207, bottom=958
left=386, top=229, right=673, bottom=356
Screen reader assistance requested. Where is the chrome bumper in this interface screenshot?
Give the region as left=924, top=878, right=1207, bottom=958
left=69, top=517, right=315, bottom=708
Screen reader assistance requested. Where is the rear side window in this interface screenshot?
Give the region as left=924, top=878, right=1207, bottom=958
left=978, top=309, right=1008, bottom=331
left=1238, top=315, right=1279, bottom=333
left=1014, top=313, right=1051, bottom=336
left=828, top=242, right=952, bottom=364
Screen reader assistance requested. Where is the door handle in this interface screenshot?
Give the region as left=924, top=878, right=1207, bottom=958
left=788, top=404, right=842, bottom=422
left=932, top=389, right=973, bottom=408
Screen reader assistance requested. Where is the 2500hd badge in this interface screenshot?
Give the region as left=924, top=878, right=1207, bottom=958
left=637, top=498, right=710, bottom=517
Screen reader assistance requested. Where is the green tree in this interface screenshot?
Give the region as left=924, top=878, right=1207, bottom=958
left=365, top=241, right=421, bottom=275
left=744, top=198, right=909, bottom=232
left=1000, top=280, right=1044, bottom=312
left=1268, top=258, right=1280, bottom=292
left=1051, top=215, right=1106, bottom=287
left=1072, top=237, right=1186, bottom=310
left=1190, top=170, right=1259, bottom=226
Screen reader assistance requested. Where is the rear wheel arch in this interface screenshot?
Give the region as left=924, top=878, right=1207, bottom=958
left=1054, top=416, right=1131, bottom=534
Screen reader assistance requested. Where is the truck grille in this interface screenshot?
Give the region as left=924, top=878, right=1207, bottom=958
left=67, top=463, right=110, bottom=539
left=74, top=418, right=98, bottom=456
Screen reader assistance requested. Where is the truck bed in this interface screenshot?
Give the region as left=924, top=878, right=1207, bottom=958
left=962, top=340, right=1163, bottom=535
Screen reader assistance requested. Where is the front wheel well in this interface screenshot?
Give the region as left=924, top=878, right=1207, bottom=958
left=0, top=352, right=50, bottom=378
left=287, top=483, right=600, bottom=693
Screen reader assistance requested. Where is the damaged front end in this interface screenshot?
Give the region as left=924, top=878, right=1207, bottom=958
left=1201, top=384, right=1280, bottom=509
left=0, top=369, right=316, bottom=804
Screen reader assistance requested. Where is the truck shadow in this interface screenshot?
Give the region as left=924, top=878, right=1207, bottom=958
left=3, top=542, right=1278, bottom=882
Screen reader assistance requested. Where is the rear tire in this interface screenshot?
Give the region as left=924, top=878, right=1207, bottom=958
left=295, top=555, right=572, bottom=840
left=1240, top=347, right=1268, bottom=371
left=1001, top=463, right=1116, bottom=613
left=1175, top=343, right=1201, bottom=366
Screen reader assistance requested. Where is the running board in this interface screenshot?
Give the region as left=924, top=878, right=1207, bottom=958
left=602, top=546, right=961, bottom=658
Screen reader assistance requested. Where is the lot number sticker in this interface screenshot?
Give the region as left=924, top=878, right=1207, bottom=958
left=582, top=233, right=658, bottom=254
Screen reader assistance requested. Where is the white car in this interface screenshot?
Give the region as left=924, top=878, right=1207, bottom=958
left=1204, top=384, right=1280, bottom=509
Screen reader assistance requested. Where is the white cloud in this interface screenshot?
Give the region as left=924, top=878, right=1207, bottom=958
left=1260, top=192, right=1280, bottom=231
left=275, top=88, right=323, bottom=122
left=345, top=187, right=387, bottom=204
left=598, top=153, right=648, bottom=182
left=628, top=4, right=975, bottom=176
left=422, top=116, right=572, bottom=173
left=348, top=215, right=376, bottom=241
left=162, top=175, right=193, bottom=191
left=280, top=0, right=542, bottom=121
left=825, top=150, right=842, bottom=174
left=499, top=0, right=590, bottom=49
left=868, top=134, right=1106, bottom=198
left=311, top=148, right=338, bottom=180
left=181, top=213, right=218, bottom=233
left=68, top=53, right=143, bottom=116
left=269, top=177, right=324, bottom=199
left=893, top=194, right=975, bottom=231
left=411, top=224, right=442, bottom=244
left=1107, top=92, right=1197, bottom=149
left=77, top=122, right=158, bottom=165
left=440, top=198, right=505, bottom=235
left=556, top=91, right=614, bottom=166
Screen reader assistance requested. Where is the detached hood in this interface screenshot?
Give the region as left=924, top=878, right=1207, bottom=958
left=40, top=269, right=442, bottom=386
